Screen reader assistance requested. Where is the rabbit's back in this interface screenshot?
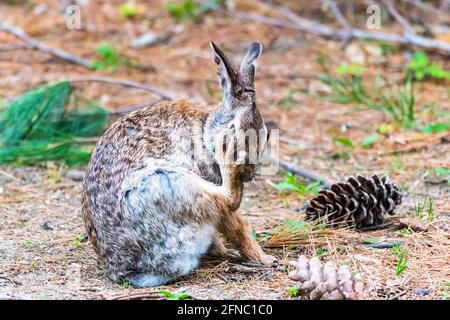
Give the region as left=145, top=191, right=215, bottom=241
left=82, top=100, right=216, bottom=262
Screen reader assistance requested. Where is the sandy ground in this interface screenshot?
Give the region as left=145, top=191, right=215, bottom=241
left=0, top=0, right=449, bottom=300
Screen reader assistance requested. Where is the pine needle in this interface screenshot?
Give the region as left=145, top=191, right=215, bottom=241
left=0, top=81, right=108, bottom=166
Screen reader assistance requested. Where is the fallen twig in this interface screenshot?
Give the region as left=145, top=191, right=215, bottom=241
left=0, top=21, right=92, bottom=68
left=0, top=276, right=22, bottom=285
left=364, top=241, right=404, bottom=249
left=70, top=76, right=175, bottom=100
left=381, top=0, right=416, bottom=36
left=109, top=291, right=166, bottom=300
left=225, top=4, right=450, bottom=54
left=273, top=156, right=333, bottom=189
left=323, top=0, right=352, bottom=43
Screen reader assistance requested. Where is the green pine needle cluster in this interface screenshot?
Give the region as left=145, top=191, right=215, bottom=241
left=0, top=81, right=108, bottom=166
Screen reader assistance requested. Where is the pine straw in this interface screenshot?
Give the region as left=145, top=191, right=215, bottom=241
left=264, top=214, right=450, bottom=300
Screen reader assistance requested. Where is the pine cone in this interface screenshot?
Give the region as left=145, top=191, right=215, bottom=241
left=288, top=256, right=368, bottom=300
left=305, top=174, right=402, bottom=229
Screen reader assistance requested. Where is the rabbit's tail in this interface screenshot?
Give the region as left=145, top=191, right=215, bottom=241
left=125, top=273, right=175, bottom=288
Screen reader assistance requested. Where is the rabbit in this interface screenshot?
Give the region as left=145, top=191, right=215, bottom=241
left=81, top=41, right=276, bottom=287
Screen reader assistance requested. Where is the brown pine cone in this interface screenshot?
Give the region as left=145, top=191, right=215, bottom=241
left=288, top=255, right=368, bottom=300
left=305, top=174, right=402, bottom=229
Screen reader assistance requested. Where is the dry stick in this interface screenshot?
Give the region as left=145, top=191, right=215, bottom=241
left=406, top=0, right=444, bottom=15
left=273, top=157, right=333, bottom=189
left=70, top=76, right=175, bottom=100
left=226, top=7, right=450, bottom=54
left=110, top=291, right=165, bottom=300
left=0, top=44, right=30, bottom=52
left=0, top=21, right=91, bottom=68
left=323, top=0, right=352, bottom=41
left=381, top=0, right=416, bottom=36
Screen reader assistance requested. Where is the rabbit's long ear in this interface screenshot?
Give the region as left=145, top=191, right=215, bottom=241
left=240, top=42, right=262, bottom=90
left=210, top=42, right=242, bottom=96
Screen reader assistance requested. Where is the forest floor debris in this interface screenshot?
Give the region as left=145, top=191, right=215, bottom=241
left=0, top=0, right=449, bottom=300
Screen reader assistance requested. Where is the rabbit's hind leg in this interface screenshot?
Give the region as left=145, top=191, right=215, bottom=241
left=119, top=167, right=235, bottom=286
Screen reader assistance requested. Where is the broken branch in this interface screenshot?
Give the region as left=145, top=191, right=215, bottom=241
left=70, top=76, right=175, bottom=100
left=225, top=4, right=450, bottom=54
left=273, top=157, right=333, bottom=189
left=0, top=21, right=91, bottom=68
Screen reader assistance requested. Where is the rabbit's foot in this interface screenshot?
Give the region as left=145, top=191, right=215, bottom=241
left=258, top=253, right=278, bottom=265
left=243, top=249, right=277, bottom=265
left=208, top=234, right=240, bottom=259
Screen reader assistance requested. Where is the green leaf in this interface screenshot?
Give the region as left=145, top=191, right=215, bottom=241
left=175, top=292, right=192, bottom=300
left=361, top=133, right=379, bottom=148
left=160, top=290, right=191, bottom=300
left=315, top=247, right=326, bottom=257
left=159, top=289, right=175, bottom=298
left=423, top=122, right=450, bottom=134
left=288, top=287, right=299, bottom=297
left=408, top=51, right=429, bottom=71
left=274, top=172, right=321, bottom=196
left=378, top=123, right=392, bottom=134
left=333, top=136, right=354, bottom=147
left=434, top=167, right=450, bottom=176
left=119, top=2, right=138, bottom=18
left=336, top=63, right=364, bottom=76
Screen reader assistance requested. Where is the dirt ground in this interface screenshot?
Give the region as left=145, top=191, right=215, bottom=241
left=0, top=1, right=449, bottom=300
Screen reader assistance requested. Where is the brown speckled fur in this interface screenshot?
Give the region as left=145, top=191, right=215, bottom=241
left=82, top=42, right=275, bottom=287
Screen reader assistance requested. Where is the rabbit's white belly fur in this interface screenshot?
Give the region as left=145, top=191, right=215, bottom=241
left=170, top=223, right=216, bottom=275
left=117, top=165, right=222, bottom=286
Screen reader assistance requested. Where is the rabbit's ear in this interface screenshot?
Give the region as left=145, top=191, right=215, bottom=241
left=210, top=42, right=242, bottom=96
left=240, top=42, right=262, bottom=89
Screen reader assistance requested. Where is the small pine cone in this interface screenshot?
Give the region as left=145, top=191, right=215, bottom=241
left=288, top=256, right=368, bottom=300
left=305, top=174, right=402, bottom=229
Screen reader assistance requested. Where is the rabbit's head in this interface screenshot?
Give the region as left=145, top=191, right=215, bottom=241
left=206, top=42, right=269, bottom=182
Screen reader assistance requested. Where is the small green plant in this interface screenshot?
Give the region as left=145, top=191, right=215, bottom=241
left=160, top=289, right=192, bottom=300
left=30, top=261, right=38, bottom=269
left=407, top=51, right=450, bottom=81
left=24, top=240, right=34, bottom=250
left=399, top=227, right=411, bottom=237
left=315, top=246, right=326, bottom=257
left=361, top=134, right=379, bottom=148
left=434, top=167, right=450, bottom=185
left=443, top=281, right=450, bottom=300
left=427, top=197, right=434, bottom=222
left=414, top=193, right=434, bottom=221
left=333, top=136, right=354, bottom=148
left=72, top=234, right=86, bottom=248
left=165, top=0, right=221, bottom=22
left=378, top=42, right=398, bottom=56
left=288, top=287, right=299, bottom=297
left=392, top=244, right=408, bottom=276
left=423, top=122, right=450, bottom=134
left=414, top=197, right=425, bottom=219
left=119, top=2, right=139, bottom=18
left=318, top=56, right=421, bottom=129
left=336, top=63, right=364, bottom=76
left=280, top=89, right=298, bottom=110
left=121, top=279, right=130, bottom=288
left=274, top=172, right=321, bottom=197
left=91, top=43, right=130, bottom=74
